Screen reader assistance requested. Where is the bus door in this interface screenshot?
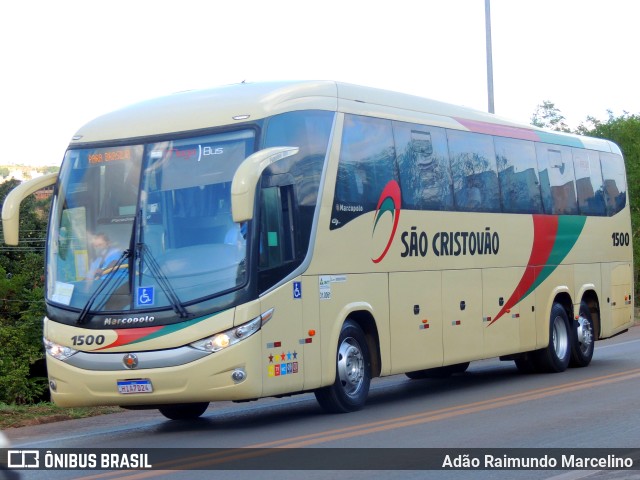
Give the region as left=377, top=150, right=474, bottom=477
left=258, top=185, right=304, bottom=397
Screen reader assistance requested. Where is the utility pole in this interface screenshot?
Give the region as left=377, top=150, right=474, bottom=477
left=485, top=0, right=495, bottom=113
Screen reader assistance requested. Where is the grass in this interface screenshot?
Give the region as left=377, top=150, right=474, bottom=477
left=0, top=403, right=122, bottom=429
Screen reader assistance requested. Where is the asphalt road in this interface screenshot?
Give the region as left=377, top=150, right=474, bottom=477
left=4, top=325, right=640, bottom=480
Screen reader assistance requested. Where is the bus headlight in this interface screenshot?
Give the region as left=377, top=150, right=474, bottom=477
left=44, top=337, right=78, bottom=361
left=190, top=308, right=273, bottom=353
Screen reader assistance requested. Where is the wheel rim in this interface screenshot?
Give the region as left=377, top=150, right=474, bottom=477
left=552, top=314, right=569, bottom=360
left=576, top=314, right=594, bottom=355
left=337, top=337, right=365, bottom=397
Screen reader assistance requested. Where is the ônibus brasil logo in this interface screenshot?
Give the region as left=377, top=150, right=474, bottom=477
left=371, top=180, right=401, bottom=264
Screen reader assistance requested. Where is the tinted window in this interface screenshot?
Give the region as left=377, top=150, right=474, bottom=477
left=264, top=110, right=334, bottom=257
left=264, top=110, right=334, bottom=208
left=600, top=152, right=627, bottom=216
left=333, top=114, right=397, bottom=228
left=573, top=149, right=606, bottom=216
left=536, top=144, right=578, bottom=215
left=447, top=130, right=500, bottom=212
left=393, top=121, right=453, bottom=211
left=495, top=137, right=543, bottom=214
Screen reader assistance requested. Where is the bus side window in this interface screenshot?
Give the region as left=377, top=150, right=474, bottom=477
left=600, top=152, right=627, bottom=216
left=495, top=137, right=543, bottom=214
left=393, top=121, right=453, bottom=211
left=332, top=114, right=397, bottom=228
left=447, top=130, right=500, bottom=213
left=573, top=149, right=606, bottom=216
left=263, top=110, right=334, bottom=256
left=536, top=144, right=578, bottom=215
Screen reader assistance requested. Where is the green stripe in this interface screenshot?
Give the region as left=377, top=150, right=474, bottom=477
left=523, top=216, right=587, bottom=299
left=373, top=197, right=395, bottom=232
left=129, top=312, right=220, bottom=345
left=536, top=131, right=584, bottom=148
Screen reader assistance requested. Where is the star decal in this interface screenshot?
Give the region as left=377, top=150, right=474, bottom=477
left=268, top=354, right=274, bottom=363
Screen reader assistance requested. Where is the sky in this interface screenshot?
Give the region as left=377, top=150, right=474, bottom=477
left=2, top=0, right=639, bottom=167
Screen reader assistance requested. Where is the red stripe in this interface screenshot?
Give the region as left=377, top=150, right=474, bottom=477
left=372, top=180, right=401, bottom=264
left=489, top=215, right=557, bottom=325
left=96, top=326, right=164, bottom=350
left=454, top=117, right=540, bottom=141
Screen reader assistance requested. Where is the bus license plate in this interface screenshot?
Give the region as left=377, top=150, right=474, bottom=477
left=117, top=379, right=153, bottom=394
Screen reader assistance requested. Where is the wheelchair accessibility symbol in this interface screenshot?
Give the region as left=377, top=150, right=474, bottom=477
left=137, top=286, right=154, bottom=306
left=293, top=281, right=302, bottom=299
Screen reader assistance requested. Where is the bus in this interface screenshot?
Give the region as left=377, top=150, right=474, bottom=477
left=2, top=81, right=634, bottom=420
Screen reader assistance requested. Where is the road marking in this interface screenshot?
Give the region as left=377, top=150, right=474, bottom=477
left=596, top=338, right=640, bottom=350
left=77, top=367, right=640, bottom=478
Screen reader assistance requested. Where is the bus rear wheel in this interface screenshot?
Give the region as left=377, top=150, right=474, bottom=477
left=570, top=301, right=595, bottom=368
left=158, top=402, right=209, bottom=420
left=315, top=320, right=371, bottom=413
left=533, top=303, right=571, bottom=373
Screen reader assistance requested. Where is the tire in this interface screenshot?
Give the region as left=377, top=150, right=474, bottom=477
left=158, top=402, right=209, bottom=420
left=514, top=355, right=537, bottom=374
left=315, top=320, right=371, bottom=413
left=406, top=362, right=470, bottom=379
left=569, top=301, right=595, bottom=368
left=533, top=303, right=571, bottom=373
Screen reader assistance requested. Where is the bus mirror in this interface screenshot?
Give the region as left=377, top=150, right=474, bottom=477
left=2, top=172, right=57, bottom=246
left=231, top=146, right=299, bottom=222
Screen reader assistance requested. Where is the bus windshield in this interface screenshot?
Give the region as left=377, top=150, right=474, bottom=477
left=47, top=130, right=256, bottom=314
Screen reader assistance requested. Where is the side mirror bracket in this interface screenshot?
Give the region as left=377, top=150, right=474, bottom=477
left=2, top=173, right=58, bottom=245
left=231, top=147, right=299, bottom=222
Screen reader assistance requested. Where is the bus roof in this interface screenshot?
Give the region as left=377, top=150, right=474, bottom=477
left=70, top=80, right=621, bottom=155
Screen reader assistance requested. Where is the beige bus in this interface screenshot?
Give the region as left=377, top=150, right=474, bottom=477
left=2, top=81, right=634, bottom=419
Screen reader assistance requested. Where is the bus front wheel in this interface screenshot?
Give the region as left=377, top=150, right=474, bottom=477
left=315, top=320, right=371, bottom=413
left=158, top=402, right=209, bottom=420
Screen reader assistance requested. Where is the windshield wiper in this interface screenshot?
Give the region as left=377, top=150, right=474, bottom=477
left=77, top=250, right=130, bottom=325
left=131, top=208, right=189, bottom=318
left=136, top=242, right=190, bottom=318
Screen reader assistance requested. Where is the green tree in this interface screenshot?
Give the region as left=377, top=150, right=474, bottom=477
left=0, top=261, right=47, bottom=403
left=532, top=103, right=639, bottom=296
left=531, top=100, right=572, bottom=132
left=0, top=179, right=50, bottom=403
left=577, top=112, right=640, bottom=296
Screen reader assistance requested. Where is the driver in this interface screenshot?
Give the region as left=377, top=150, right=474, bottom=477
left=86, top=233, right=121, bottom=280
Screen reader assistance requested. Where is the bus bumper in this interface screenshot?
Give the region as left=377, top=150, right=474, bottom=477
left=46, top=333, right=263, bottom=407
